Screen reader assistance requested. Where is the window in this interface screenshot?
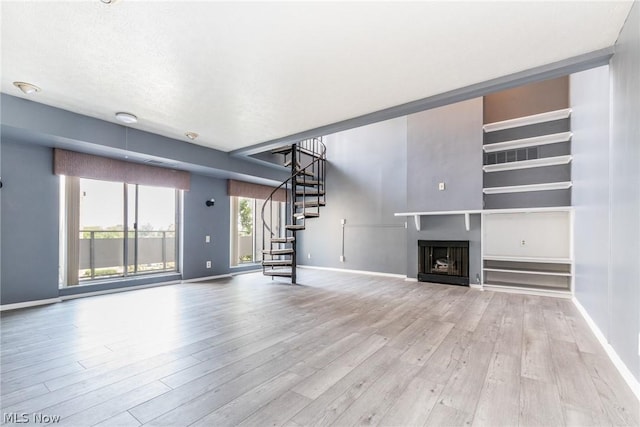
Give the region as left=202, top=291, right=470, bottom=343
left=230, top=196, right=284, bottom=267
left=60, top=176, right=180, bottom=286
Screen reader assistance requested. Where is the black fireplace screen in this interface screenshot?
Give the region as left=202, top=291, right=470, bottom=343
left=418, top=240, right=469, bottom=286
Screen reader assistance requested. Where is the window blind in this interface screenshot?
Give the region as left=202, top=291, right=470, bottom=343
left=227, top=179, right=286, bottom=203
left=53, top=148, right=190, bottom=190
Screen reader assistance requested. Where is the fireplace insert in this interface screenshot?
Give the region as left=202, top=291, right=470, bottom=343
left=418, top=240, right=469, bottom=286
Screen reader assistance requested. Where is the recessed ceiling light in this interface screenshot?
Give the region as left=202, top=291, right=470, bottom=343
left=13, top=81, right=41, bottom=95
left=185, top=132, right=199, bottom=141
left=115, top=112, right=138, bottom=124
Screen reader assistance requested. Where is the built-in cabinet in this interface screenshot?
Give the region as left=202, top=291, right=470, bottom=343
left=481, top=209, right=573, bottom=294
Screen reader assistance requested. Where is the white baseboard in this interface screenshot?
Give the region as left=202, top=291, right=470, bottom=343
left=0, top=297, right=62, bottom=312
left=405, top=277, right=418, bottom=282
left=572, top=296, right=640, bottom=401
left=61, top=280, right=182, bottom=301
left=298, top=265, right=406, bottom=279
left=483, top=284, right=572, bottom=299
left=182, top=274, right=233, bottom=283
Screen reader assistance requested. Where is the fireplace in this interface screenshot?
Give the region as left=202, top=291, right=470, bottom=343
left=418, top=240, right=469, bottom=286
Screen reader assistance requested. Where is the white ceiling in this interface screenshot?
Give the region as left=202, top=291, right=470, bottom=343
left=1, top=1, right=633, bottom=152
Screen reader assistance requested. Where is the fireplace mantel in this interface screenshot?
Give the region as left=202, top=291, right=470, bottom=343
left=394, top=210, right=481, bottom=231
left=394, top=206, right=572, bottom=231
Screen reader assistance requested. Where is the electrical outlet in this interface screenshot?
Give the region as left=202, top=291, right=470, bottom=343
left=205, top=235, right=211, bottom=243
left=340, top=255, right=345, bottom=262
left=521, top=240, right=526, bottom=246
left=206, top=261, right=212, bottom=268
left=438, top=182, right=446, bottom=191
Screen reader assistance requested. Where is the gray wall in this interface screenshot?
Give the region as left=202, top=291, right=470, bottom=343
left=571, top=66, right=611, bottom=339
left=298, top=117, right=407, bottom=274
left=182, top=173, right=260, bottom=279
left=407, top=98, right=483, bottom=212
left=1, top=140, right=60, bottom=304
left=608, top=1, right=640, bottom=382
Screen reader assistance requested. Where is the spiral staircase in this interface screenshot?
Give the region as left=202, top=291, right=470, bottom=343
left=260, top=137, right=326, bottom=284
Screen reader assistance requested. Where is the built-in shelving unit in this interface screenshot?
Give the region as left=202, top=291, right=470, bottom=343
left=482, top=106, right=573, bottom=210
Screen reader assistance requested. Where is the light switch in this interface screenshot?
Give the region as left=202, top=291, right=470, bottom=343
left=438, top=182, right=446, bottom=191
left=205, top=235, right=211, bottom=243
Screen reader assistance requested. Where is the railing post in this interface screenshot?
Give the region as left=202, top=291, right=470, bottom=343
left=90, top=231, right=95, bottom=279
left=162, top=231, right=167, bottom=270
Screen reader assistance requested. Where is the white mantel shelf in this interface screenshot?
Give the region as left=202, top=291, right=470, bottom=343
left=394, top=207, right=573, bottom=231
left=395, top=210, right=482, bottom=231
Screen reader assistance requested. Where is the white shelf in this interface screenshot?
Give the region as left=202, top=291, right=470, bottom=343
left=394, top=209, right=483, bottom=217
left=483, top=108, right=572, bottom=133
left=483, top=132, right=572, bottom=153
left=483, top=267, right=571, bottom=277
left=483, top=181, right=572, bottom=194
left=483, top=155, right=572, bottom=172
left=483, top=255, right=572, bottom=264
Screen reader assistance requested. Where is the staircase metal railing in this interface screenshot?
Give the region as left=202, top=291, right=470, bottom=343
left=260, top=137, right=326, bottom=283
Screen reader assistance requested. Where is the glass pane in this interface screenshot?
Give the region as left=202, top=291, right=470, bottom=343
left=136, top=185, right=177, bottom=273
left=237, top=197, right=254, bottom=264
left=79, top=178, right=125, bottom=280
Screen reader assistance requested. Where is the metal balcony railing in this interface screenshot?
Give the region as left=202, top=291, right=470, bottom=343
left=79, top=229, right=176, bottom=280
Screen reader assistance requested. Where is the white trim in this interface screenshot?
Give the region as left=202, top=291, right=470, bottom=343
left=483, top=181, right=572, bottom=194
left=60, top=280, right=181, bottom=301
left=395, top=206, right=572, bottom=217
left=405, top=277, right=418, bottom=282
left=482, top=284, right=572, bottom=298
left=482, top=132, right=572, bottom=153
left=469, top=283, right=484, bottom=291
left=395, top=209, right=482, bottom=217
left=483, top=155, right=573, bottom=172
left=483, top=108, right=572, bottom=132
left=298, top=265, right=406, bottom=279
left=483, top=267, right=571, bottom=277
left=182, top=274, right=233, bottom=282
left=483, top=255, right=572, bottom=264
left=0, top=297, right=62, bottom=312
left=572, top=297, right=640, bottom=400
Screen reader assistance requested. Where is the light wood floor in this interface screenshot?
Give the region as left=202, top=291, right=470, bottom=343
left=1, top=269, right=638, bottom=426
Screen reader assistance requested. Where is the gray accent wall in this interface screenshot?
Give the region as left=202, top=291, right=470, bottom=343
left=298, top=117, right=407, bottom=275
left=608, top=0, right=640, bottom=382
left=1, top=140, right=60, bottom=304
left=407, top=98, right=483, bottom=212
left=182, top=173, right=256, bottom=280
left=571, top=66, right=611, bottom=338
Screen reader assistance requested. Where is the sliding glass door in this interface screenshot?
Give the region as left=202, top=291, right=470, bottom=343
left=67, top=177, right=179, bottom=285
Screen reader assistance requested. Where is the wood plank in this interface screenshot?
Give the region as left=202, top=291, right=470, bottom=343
left=378, top=377, right=444, bottom=426
left=329, top=359, right=420, bottom=426
left=472, top=352, right=520, bottom=426
left=519, top=377, right=565, bottom=427
left=288, top=346, right=402, bottom=426
left=521, top=326, right=556, bottom=383
left=292, top=334, right=388, bottom=399
left=548, top=339, right=609, bottom=425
